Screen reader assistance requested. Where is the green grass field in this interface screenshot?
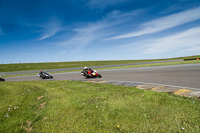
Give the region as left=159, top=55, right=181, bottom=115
left=1, top=81, right=199, bottom=132
left=0, top=59, right=168, bottom=72
left=2, top=60, right=200, bottom=78
left=98, top=60, right=200, bottom=70
left=1, top=55, right=199, bottom=72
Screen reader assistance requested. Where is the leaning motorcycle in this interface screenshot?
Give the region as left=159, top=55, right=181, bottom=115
left=81, top=71, right=102, bottom=78
left=0, top=76, right=5, bottom=81
left=38, top=72, right=53, bottom=79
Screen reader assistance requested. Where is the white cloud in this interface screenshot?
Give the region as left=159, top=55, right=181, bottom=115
left=38, top=22, right=62, bottom=40
left=55, top=9, right=143, bottom=55
left=34, top=17, right=66, bottom=41
left=143, top=26, right=200, bottom=54
left=58, top=23, right=106, bottom=55
left=103, top=26, right=200, bottom=59
left=108, top=6, right=200, bottom=40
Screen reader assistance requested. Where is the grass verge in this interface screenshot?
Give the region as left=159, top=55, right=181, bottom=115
left=0, top=59, right=165, bottom=72
left=2, top=70, right=82, bottom=78
left=99, top=60, right=200, bottom=70
left=0, top=81, right=200, bottom=132
left=2, top=60, right=200, bottom=78
left=1, top=55, right=199, bottom=72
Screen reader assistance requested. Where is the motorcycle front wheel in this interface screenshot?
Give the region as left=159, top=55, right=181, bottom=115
left=97, top=74, right=102, bottom=78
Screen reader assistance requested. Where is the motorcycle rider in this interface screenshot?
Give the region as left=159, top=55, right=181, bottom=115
left=83, top=67, right=97, bottom=76
left=83, top=66, right=89, bottom=75
left=39, top=70, right=44, bottom=76
left=81, top=66, right=101, bottom=78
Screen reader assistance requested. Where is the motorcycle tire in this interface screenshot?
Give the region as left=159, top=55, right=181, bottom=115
left=0, top=78, right=5, bottom=81
left=97, top=74, right=102, bottom=78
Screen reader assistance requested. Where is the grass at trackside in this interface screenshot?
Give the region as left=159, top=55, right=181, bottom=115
left=99, top=60, right=200, bottom=70
left=0, top=59, right=168, bottom=72
left=2, top=60, right=200, bottom=78
left=183, top=55, right=200, bottom=60
left=0, top=81, right=200, bottom=132
left=2, top=70, right=83, bottom=78
left=1, top=55, right=200, bottom=72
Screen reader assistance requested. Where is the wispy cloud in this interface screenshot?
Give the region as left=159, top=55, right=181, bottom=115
left=38, top=24, right=61, bottom=40
left=38, top=19, right=63, bottom=40
left=108, top=6, right=200, bottom=40
left=143, top=26, right=200, bottom=54
left=56, top=9, right=144, bottom=55
left=58, top=22, right=106, bottom=55
left=104, top=26, right=200, bottom=59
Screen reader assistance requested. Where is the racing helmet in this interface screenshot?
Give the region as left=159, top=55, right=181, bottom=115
left=84, top=66, right=88, bottom=70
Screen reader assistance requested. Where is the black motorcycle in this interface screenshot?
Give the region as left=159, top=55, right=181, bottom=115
left=38, top=72, right=53, bottom=79
left=0, top=76, right=5, bottom=81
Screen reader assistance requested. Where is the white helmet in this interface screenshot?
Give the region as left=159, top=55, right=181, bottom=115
left=84, top=66, right=88, bottom=70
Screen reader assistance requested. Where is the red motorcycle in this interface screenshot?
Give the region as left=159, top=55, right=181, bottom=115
left=81, top=69, right=102, bottom=78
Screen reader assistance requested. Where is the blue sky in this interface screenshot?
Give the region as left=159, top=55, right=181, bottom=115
left=0, top=0, right=200, bottom=63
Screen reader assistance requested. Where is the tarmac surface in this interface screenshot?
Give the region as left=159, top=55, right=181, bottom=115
left=4, top=63, right=200, bottom=98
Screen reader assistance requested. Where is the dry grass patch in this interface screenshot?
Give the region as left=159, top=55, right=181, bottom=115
left=37, top=96, right=44, bottom=100
left=39, top=103, right=46, bottom=108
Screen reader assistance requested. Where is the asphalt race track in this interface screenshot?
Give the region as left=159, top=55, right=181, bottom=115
left=4, top=64, right=200, bottom=89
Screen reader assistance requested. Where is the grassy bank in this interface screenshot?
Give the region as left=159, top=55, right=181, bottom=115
left=0, top=81, right=199, bottom=132
left=0, top=59, right=169, bottom=72
left=100, top=60, right=200, bottom=70
left=2, top=60, right=200, bottom=78
left=1, top=55, right=199, bottom=72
